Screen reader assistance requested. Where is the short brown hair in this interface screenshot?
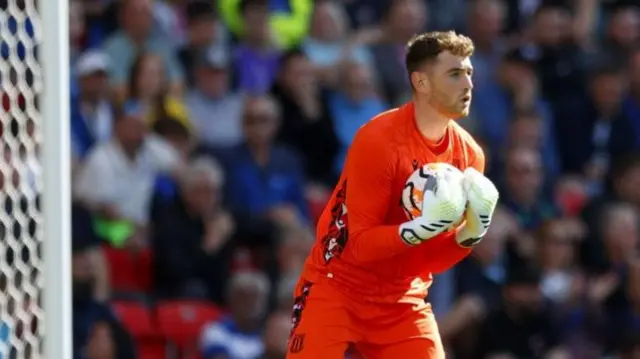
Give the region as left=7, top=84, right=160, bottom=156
left=405, top=31, right=475, bottom=75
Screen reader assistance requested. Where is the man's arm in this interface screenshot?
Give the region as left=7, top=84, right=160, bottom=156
left=420, top=148, right=486, bottom=274
left=339, top=125, right=413, bottom=263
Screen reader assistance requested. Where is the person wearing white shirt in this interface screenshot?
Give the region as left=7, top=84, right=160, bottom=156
left=74, top=101, right=181, bottom=228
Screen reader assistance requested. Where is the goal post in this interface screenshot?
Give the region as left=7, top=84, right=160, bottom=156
left=40, top=0, right=73, bottom=357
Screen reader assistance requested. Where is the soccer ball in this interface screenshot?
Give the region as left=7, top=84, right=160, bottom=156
left=401, top=163, right=466, bottom=223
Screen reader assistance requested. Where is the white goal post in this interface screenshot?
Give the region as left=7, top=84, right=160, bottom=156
left=40, top=0, right=73, bottom=356
left=0, top=0, right=71, bottom=357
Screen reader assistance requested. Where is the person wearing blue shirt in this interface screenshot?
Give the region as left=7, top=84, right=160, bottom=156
left=328, top=62, right=386, bottom=175
left=70, top=51, right=115, bottom=159
left=200, top=272, right=269, bottom=359
left=220, top=95, right=310, bottom=224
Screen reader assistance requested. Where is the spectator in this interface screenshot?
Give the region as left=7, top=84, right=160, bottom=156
left=465, top=0, right=508, bottom=92
left=505, top=109, right=560, bottom=179
left=587, top=203, right=640, bottom=352
left=328, top=61, right=385, bottom=176
left=74, top=102, right=182, bottom=248
left=151, top=156, right=234, bottom=303
left=602, top=4, right=640, bottom=61
left=102, top=0, right=184, bottom=99
left=261, top=311, right=290, bottom=359
left=186, top=47, right=245, bottom=150
left=271, top=49, right=339, bottom=186
left=126, top=52, right=190, bottom=128
left=221, top=95, right=310, bottom=227
left=71, top=50, right=114, bottom=160
left=531, top=3, right=589, bottom=108
left=302, top=0, right=373, bottom=85
left=72, top=203, right=136, bottom=359
left=477, top=265, right=569, bottom=359
left=178, top=0, right=228, bottom=86
left=500, top=147, right=558, bottom=231
left=472, top=48, right=559, bottom=176
left=370, top=0, right=427, bottom=105
left=200, top=271, right=270, bottom=359
left=556, top=61, right=637, bottom=194
left=219, top=0, right=313, bottom=50
left=439, top=207, right=517, bottom=356
left=232, top=0, right=282, bottom=94
left=153, top=117, right=193, bottom=163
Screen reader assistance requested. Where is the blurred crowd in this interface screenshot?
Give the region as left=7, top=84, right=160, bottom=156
left=4, top=0, right=640, bottom=358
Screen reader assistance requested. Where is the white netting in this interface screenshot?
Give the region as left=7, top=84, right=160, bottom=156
left=0, top=0, right=44, bottom=358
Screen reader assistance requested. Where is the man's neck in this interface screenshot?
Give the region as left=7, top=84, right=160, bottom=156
left=247, top=142, right=270, bottom=166
left=413, top=98, right=451, bottom=142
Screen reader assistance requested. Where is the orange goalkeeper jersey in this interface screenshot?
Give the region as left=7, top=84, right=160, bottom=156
left=301, top=102, right=485, bottom=304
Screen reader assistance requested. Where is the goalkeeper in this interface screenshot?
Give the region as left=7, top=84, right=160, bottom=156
left=286, top=31, right=499, bottom=359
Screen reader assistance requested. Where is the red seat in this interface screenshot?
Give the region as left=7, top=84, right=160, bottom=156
left=155, top=300, right=223, bottom=352
left=103, top=246, right=139, bottom=292
left=111, top=301, right=158, bottom=338
left=103, top=245, right=154, bottom=293
left=112, top=301, right=166, bottom=358
left=135, top=248, right=153, bottom=292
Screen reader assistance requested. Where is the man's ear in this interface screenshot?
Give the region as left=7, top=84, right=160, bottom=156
left=411, top=72, right=430, bottom=94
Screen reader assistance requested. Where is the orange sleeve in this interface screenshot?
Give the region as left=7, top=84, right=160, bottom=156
left=340, top=126, right=413, bottom=264
left=471, top=147, right=486, bottom=173
left=418, top=142, right=486, bottom=274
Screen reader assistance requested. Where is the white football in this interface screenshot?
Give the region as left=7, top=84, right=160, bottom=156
left=401, top=162, right=466, bottom=224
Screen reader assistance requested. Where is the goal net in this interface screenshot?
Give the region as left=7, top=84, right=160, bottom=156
left=0, top=0, right=71, bottom=358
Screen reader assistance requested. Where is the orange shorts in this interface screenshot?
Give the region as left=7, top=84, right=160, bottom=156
left=285, top=278, right=444, bottom=359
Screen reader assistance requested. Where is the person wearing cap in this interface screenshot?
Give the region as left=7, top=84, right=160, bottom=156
left=71, top=50, right=115, bottom=160
left=185, top=46, right=244, bottom=149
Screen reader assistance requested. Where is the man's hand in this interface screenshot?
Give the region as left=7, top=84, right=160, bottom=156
left=399, top=170, right=467, bottom=246
left=202, top=212, right=235, bottom=254
left=456, top=168, right=500, bottom=247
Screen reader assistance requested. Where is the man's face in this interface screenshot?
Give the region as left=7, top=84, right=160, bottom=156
left=343, top=63, right=374, bottom=101
left=389, top=0, right=427, bottom=39
left=116, top=114, right=148, bottom=151
left=590, top=73, right=626, bottom=113
left=243, top=4, right=270, bottom=43
left=242, top=98, right=279, bottom=146
left=281, top=55, right=316, bottom=92
left=79, top=71, right=108, bottom=100
left=183, top=174, right=218, bottom=215
left=419, top=51, right=473, bottom=118
left=122, top=0, right=153, bottom=38
left=196, top=66, right=229, bottom=98
left=189, top=18, right=216, bottom=46
left=505, top=148, right=543, bottom=202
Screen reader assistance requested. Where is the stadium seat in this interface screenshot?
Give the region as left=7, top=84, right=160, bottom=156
left=111, top=301, right=166, bottom=359
left=154, top=300, right=224, bottom=355
left=103, top=245, right=154, bottom=293
left=135, top=248, right=153, bottom=292
left=103, top=245, right=138, bottom=292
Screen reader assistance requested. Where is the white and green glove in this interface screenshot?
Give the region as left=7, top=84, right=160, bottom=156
left=399, top=170, right=467, bottom=246
left=455, top=167, right=500, bottom=247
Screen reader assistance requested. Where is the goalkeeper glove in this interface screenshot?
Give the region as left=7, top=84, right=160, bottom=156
left=399, top=170, right=467, bottom=246
left=455, top=168, right=500, bottom=247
